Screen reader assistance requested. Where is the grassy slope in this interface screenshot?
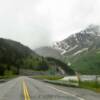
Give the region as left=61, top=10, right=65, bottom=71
left=69, top=49, right=100, bottom=74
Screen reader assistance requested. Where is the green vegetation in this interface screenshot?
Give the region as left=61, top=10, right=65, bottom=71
left=69, top=49, right=100, bottom=74
left=79, top=81, right=100, bottom=93
left=0, top=38, right=49, bottom=77
left=22, top=56, right=48, bottom=71
left=46, top=57, right=75, bottom=75
left=0, top=38, right=75, bottom=78
left=32, top=75, right=63, bottom=80
left=43, top=78, right=100, bottom=93
left=44, top=80, right=78, bottom=87
left=0, top=70, right=17, bottom=79
left=61, top=79, right=100, bottom=92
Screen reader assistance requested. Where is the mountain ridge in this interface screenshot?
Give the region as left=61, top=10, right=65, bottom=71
left=53, top=24, right=100, bottom=74
left=53, top=24, right=100, bottom=56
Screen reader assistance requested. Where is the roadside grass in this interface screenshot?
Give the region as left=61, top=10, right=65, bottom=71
left=34, top=75, right=100, bottom=93
left=79, top=81, right=100, bottom=93
left=59, top=80, right=100, bottom=93
left=0, top=71, right=18, bottom=79
left=0, top=75, right=17, bottom=79
left=47, top=80, right=100, bottom=93
left=44, top=80, right=79, bottom=87
left=32, top=75, right=63, bottom=80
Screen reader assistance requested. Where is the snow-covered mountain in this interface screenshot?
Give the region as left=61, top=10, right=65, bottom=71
left=53, top=25, right=100, bottom=57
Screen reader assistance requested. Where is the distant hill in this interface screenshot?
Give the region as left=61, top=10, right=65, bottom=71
left=35, top=46, right=62, bottom=60
left=53, top=25, right=100, bottom=74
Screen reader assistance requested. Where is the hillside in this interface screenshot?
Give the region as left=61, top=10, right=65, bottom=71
left=0, top=38, right=36, bottom=57
left=70, top=49, right=100, bottom=74
left=0, top=38, right=47, bottom=75
left=0, top=38, right=74, bottom=76
left=46, top=57, right=75, bottom=75
left=53, top=25, right=100, bottom=74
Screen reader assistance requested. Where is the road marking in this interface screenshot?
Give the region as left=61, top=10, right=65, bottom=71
left=47, top=85, right=85, bottom=100
left=22, top=80, right=30, bottom=100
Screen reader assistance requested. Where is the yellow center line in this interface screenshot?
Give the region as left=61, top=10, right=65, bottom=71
left=22, top=80, right=30, bottom=100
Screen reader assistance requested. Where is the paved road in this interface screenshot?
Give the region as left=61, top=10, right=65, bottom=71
left=0, top=76, right=100, bottom=100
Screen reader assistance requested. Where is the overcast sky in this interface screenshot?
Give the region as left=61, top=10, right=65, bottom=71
left=0, top=0, right=100, bottom=49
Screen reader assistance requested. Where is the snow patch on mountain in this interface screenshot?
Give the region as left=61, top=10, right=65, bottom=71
left=53, top=25, right=100, bottom=57
left=72, top=48, right=88, bottom=56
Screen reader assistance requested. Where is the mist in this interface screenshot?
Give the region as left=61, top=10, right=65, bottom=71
left=0, top=0, right=100, bottom=49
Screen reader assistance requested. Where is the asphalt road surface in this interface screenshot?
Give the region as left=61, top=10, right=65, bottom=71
left=0, top=76, right=100, bottom=100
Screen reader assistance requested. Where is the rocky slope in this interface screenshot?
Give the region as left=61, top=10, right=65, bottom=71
left=54, top=25, right=100, bottom=57
left=53, top=25, right=100, bottom=74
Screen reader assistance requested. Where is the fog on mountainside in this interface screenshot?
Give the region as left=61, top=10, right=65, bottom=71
left=0, top=0, right=100, bottom=49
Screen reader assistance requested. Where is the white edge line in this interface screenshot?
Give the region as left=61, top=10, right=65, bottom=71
left=47, top=85, right=85, bottom=100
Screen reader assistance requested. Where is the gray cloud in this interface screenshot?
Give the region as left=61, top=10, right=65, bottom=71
left=0, top=0, right=100, bottom=49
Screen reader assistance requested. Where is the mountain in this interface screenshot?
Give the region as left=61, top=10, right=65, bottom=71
left=35, top=46, right=62, bottom=60
left=0, top=38, right=36, bottom=57
left=0, top=38, right=74, bottom=76
left=53, top=25, right=100, bottom=74
left=0, top=38, right=39, bottom=75
left=54, top=25, right=100, bottom=57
